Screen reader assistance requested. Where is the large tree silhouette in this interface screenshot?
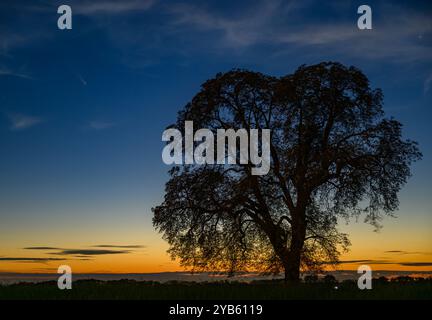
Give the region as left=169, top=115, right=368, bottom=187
left=153, top=62, right=421, bottom=282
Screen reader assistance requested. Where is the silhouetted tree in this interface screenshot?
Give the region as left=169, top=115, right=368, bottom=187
left=323, top=274, right=337, bottom=284
left=153, top=62, right=421, bottom=283
left=375, top=276, right=389, bottom=284
left=304, top=274, right=319, bottom=284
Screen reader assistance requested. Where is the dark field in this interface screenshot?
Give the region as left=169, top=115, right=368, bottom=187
left=1, top=277, right=431, bottom=300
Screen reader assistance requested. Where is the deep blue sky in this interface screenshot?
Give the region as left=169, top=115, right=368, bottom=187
left=0, top=0, right=431, bottom=272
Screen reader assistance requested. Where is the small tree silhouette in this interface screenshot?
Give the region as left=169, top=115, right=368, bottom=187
left=304, top=274, right=319, bottom=284
left=153, top=62, right=421, bottom=283
left=323, top=274, right=337, bottom=284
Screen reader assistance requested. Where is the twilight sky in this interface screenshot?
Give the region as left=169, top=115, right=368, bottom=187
left=0, top=0, right=431, bottom=274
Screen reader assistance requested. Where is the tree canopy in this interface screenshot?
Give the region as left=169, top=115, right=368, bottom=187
left=153, top=62, right=421, bottom=282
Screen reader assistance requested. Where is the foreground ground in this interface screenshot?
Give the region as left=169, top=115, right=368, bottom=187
left=0, top=278, right=432, bottom=300
left=1, top=277, right=431, bottom=300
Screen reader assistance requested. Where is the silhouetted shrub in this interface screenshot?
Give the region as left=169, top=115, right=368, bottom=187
left=323, top=274, right=337, bottom=284
left=303, top=274, right=318, bottom=284
left=374, top=276, right=389, bottom=284
left=392, top=276, right=413, bottom=283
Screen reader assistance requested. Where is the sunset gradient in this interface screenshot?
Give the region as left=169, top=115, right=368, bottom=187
left=0, top=0, right=431, bottom=276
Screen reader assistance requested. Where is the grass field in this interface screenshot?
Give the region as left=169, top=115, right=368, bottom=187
left=1, top=277, right=431, bottom=300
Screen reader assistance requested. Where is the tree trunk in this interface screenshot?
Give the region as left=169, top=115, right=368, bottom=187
left=283, top=207, right=306, bottom=284
left=284, top=254, right=301, bottom=283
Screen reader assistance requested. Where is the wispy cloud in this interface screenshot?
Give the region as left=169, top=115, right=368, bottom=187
left=23, top=247, right=62, bottom=250
left=337, top=260, right=373, bottom=264
left=424, top=72, right=432, bottom=94
left=52, top=249, right=130, bottom=256
left=23, top=245, right=143, bottom=256
left=0, top=257, right=64, bottom=263
left=76, top=73, right=87, bottom=86
left=0, top=31, right=37, bottom=57
left=88, top=120, right=116, bottom=130
left=399, top=262, right=432, bottom=267
left=384, top=250, right=431, bottom=255
left=168, top=1, right=284, bottom=48
left=334, top=258, right=432, bottom=267
left=91, top=245, right=145, bottom=249
left=337, top=259, right=393, bottom=265
left=167, top=2, right=432, bottom=62
left=73, top=0, right=155, bottom=15
left=7, top=113, right=44, bottom=131
left=0, top=67, right=32, bottom=79
left=272, top=12, right=432, bottom=62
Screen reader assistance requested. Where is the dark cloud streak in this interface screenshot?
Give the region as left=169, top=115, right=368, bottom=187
left=50, top=249, right=130, bottom=256
left=23, top=247, right=62, bottom=250
left=384, top=250, right=430, bottom=255
left=23, top=245, right=144, bottom=256
left=399, top=262, right=432, bottom=267
left=91, top=245, right=145, bottom=249
left=0, top=257, right=64, bottom=262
